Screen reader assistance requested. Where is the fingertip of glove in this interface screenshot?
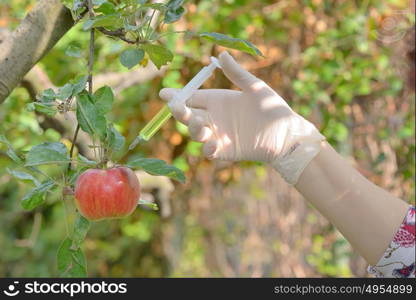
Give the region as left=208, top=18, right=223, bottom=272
left=159, top=88, right=177, bottom=101
left=219, top=50, right=230, bottom=59
left=219, top=51, right=233, bottom=67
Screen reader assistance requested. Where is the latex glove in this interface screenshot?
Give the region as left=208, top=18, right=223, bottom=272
left=159, top=51, right=325, bottom=185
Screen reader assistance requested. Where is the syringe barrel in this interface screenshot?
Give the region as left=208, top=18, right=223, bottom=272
left=172, top=63, right=217, bottom=103
left=136, top=57, right=221, bottom=143
left=138, top=105, right=172, bottom=141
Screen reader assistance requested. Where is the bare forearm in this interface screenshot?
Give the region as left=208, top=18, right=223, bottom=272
left=294, top=141, right=409, bottom=265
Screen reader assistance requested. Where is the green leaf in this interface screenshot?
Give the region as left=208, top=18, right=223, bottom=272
left=95, top=2, right=116, bottom=14
left=53, top=77, right=87, bottom=102
left=83, top=14, right=122, bottom=31
left=65, top=45, right=82, bottom=58
left=61, top=0, right=73, bottom=9
left=70, top=0, right=87, bottom=19
left=166, top=0, right=184, bottom=10
left=36, top=88, right=56, bottom=103
left=26, top=103, right=35, bottom=112
left=76, top=92, right=107, bottom=140
left=164, top=5, right=185, bottom=24
left=138, top=3, right=167, bottom=12
left=71, top=214, right=90, bottom=250
left=57, top=83, right=74, bottom=100
left=93, top=86, right=114, bottom=113
left=5, top=147, right=22, bottom=163
left=72, top=76, right=88, bottom=95
left=32, top=103, right=57, bottom=117
left=122, top=15, right=140, bottom=31
left=78, top=154, right=97, bottom=165
left=0, top=134, right=23, bottom=164
left=21, top=180, right=55, bottom=210
left=0, top=135, right=11, bottom=144
left=199, top=32, right=263, bottom=56
left=142, top=44, right=173, bottom=69
left=7, top=169, right=40, bottom=186
left=42, top=88, right=56, bottom=98
left=126, top=157, right=185, bottom=183
left=165, top=7, right=185, bottom=23
left=107, top=124, right=125, bottom=151
left=57, top=238, right=87, bottom=277
left=165, top=0, right=185, bottom=24
left=25, top=142, right=70, bottom=166
left=139, top=3, right=167, bottom=11
left=119, top=49, right=145, bottom=69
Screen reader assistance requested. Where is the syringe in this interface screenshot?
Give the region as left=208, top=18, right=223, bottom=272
left=129, top=56, right=221, bottom=150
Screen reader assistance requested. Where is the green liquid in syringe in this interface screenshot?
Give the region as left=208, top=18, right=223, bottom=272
left=137, top=57, right=220, bottom=143
left=138, top=105, right=172, bottom=141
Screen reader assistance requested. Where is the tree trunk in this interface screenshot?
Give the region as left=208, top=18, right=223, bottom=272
left=0, top=0, right=73, bottom=103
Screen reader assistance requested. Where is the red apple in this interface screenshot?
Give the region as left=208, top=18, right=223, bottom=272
left=74, top=167, right=140, bottom=221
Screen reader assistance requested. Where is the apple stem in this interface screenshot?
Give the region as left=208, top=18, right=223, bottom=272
left=99, top=157, right=109, bottom=169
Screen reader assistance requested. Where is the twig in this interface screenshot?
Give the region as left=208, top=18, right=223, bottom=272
left=86, top=0, right=104, bottom=164
left=67, top=125, right=80, bottom=172
left=87, top=0, right=94, bottom=95
left=67, top=0, right=95, bottom=173
left=97, top=27, right=138, bottom=44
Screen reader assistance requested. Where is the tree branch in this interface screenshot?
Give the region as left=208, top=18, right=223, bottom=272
left=0, top=0, right=74, bottom=104
left=97, top=27, right=137, bottom=44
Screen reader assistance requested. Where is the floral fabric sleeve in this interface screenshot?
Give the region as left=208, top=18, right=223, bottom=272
left=367, top=206, right=415, bottom=278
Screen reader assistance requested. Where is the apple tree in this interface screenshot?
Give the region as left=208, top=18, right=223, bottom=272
left=0, top=0, right=262, bottom=277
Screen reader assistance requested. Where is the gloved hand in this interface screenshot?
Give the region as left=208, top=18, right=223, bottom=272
left=159, top=51, right=325, bottom=185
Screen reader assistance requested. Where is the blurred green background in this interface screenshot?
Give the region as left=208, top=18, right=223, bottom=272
left=0, top=0, right=414, bottom=277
